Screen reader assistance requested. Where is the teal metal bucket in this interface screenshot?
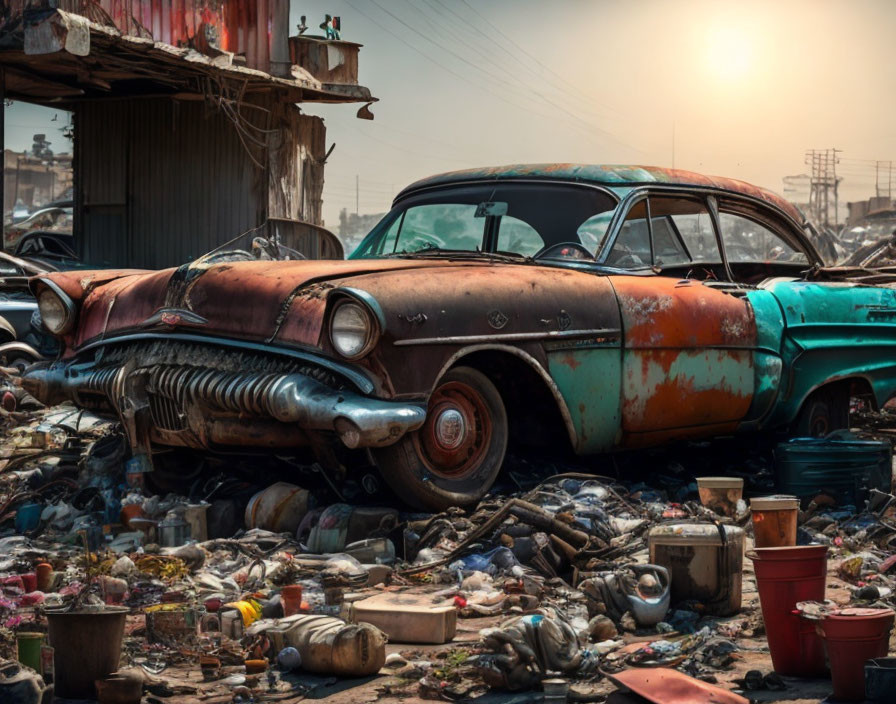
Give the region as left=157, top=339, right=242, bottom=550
left=775, top=431, right=892, bottom=507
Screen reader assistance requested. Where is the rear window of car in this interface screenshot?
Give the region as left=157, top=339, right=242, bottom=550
left=719, top=212, right=808, bottom=263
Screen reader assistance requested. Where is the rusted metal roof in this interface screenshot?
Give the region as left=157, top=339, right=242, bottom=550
left=1, top=8, right=375, bottom=105
left=6, top=0, right=281, bottom=72
left=400, top=164, right=804, bottom=226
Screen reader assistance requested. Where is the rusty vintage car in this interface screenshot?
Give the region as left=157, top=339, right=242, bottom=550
left=21, top=165, right=896, bottom=509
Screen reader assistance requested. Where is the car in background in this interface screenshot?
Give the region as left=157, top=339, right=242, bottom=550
left=21, top=165, right=896, bottom=510
left=4, top=201, right=73, bottom=252
left=0, top=250, right=66, bottom=367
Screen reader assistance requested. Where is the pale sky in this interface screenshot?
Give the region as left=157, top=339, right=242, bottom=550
left=6, top=0, right=896, bottom=228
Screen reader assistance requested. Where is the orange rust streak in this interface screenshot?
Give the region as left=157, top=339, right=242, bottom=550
left=610, top=276, right=757, bottom=350
left=623, top=381, right=752, bottom=432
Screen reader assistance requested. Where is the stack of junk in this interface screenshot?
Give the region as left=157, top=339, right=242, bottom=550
left=1, top=402, right=896, bottom=703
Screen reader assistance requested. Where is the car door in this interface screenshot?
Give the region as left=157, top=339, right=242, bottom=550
left=605, top=194, right=759, bottom=444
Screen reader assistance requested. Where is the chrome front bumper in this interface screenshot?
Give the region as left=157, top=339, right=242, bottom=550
left=22, top=359, right=426, bottom=449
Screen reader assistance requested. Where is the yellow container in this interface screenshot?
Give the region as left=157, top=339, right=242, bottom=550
left=224, top=599, right=263, bottom=627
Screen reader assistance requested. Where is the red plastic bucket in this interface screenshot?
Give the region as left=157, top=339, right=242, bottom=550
left=747, top=545, right=828, bottom=677
left=816, top=608, right=894, bottom=701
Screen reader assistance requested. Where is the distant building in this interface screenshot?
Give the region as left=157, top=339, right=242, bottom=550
left=1, top=2, right=376, bottom=266
left=846, top=196, right=894, bottom=227
left=3, top=148, right=73, bottom=214
left=338, top=209, right=386, bottom=253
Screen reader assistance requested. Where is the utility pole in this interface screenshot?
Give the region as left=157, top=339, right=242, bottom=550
left=805, top=148, right=841, bottom=229
left=355, top=174, right=359, bottom=215
left=833, top=148, right=841, bottom=227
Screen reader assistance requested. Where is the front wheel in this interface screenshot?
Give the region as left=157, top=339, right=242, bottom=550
left=373, top=366, right=507, bottom=511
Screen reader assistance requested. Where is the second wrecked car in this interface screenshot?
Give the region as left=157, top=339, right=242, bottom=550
left=22, top=164, right=896, bottom=509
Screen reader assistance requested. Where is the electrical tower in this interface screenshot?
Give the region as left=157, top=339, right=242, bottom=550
left=804, top=149, right=841, bottom=229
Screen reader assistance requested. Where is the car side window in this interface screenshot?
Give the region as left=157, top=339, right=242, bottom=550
left=649, top=197, right=722, bottom=264
left=650, top=216, right=690, bottom=266
left=497, top=216, right=544, bottom=256
left=719, top=212, right=808, bottom=263
left=607, top=200, right=650, bottom=267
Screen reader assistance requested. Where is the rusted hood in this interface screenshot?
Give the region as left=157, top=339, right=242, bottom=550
left=55, top=258, right=490, bottom=350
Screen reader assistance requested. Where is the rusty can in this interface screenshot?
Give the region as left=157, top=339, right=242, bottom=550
left=750, top=495, right=799, bottom=548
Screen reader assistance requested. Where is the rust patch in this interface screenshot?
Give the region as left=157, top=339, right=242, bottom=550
left=611, top=276, right=758, bottom=350
left=560, top=354, right=582, bottom=371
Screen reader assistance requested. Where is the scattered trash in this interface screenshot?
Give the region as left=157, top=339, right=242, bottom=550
left=0, top=399, right=894, bottom=702
left=478, top=614, right=601, bottom=690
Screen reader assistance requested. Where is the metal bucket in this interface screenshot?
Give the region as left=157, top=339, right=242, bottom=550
left=46, top=607, right=128, bottom=698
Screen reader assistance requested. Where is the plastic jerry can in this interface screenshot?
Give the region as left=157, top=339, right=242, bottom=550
left=648, top=523, right=744, bottom=616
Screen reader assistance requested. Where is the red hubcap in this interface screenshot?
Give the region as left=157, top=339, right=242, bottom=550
left=416, top=380, right=492, bottom=479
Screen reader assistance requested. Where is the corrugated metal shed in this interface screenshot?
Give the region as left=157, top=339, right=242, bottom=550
left=78, top=97, right=325, bottom=269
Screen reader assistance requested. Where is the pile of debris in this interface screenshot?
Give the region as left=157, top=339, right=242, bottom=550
left=0, top=401, right=895, bottom=703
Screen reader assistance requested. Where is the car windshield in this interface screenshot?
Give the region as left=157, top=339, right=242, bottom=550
left=350, top=183, right=618, bottom=260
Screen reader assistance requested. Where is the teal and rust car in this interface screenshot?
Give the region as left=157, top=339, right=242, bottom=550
left=21, top=165, right=896, bottom=509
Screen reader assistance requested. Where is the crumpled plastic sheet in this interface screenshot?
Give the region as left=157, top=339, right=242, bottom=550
left=477, top=613, right=600, bottom=690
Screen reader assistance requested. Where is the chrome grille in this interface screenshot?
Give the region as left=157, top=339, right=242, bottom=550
left=148, top=392, right=187, bottom=431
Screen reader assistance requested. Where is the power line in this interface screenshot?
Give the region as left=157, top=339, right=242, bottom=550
left=456, top=0, right=629, bottom=122
left=350, top=0, right=642, bottom=154
left=431, top=0, right=628, bottom=125
left=342, top=0, right=583, bottom=135
left=370, top=0, right=634, bottom=148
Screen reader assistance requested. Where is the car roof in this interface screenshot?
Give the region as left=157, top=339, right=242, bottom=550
left=398, top=163, right=804, bottom=227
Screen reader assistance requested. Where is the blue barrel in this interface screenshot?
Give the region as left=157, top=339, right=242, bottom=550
left=774, top=431, right=892, bottom=507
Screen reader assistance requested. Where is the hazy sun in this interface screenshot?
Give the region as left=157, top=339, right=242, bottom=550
left=705, top=26, right=753, bottom=80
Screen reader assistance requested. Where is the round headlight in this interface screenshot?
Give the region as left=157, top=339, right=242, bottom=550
left=330, top=301, right=374, bottom=359
left=37, top=286, right=74, bottom=335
